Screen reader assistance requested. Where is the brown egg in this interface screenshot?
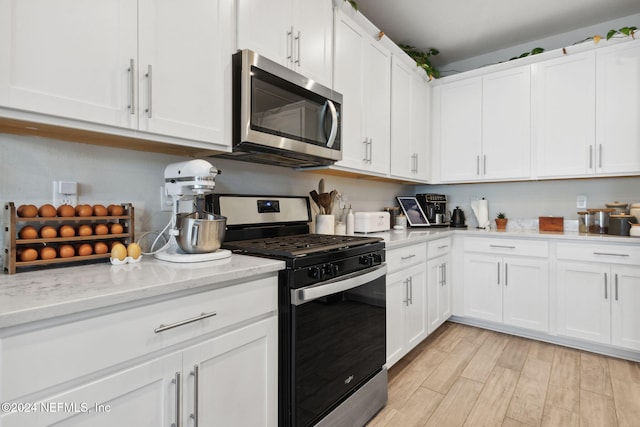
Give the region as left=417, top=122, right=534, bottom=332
left=19, top=248, right=38, bottom=262
left=94, top=241, right=109, bottom=254
left=93, top=204, right=108, bottom=216
left=18, top=226, right=38, bottom=240
left=76, top=204, right=93, bottom=217
left=38, top=204, right=57, bottom=217
left=77, top=243, right=93, bottom=257
left=94, top=223, right=109, bottom=235
left=57, top=204, right=75, bottom=217
left=39, top=225, right=58, bottom=239
left=110, top=243, right=127, bottom=261
left=108, top=204, right=124, bottom=216
left=109, top=223, right=124, bottom=234
left=77, top=224, right=93, bottom=236
left=109, top=240, right=123, bottom=249
left=40, top=246, right=57, bottom=260
left=17, top=204, right=38, bottom=218
left=58, top=244, right=75, bottom=258
left=59, top=225, right=76, bottom=237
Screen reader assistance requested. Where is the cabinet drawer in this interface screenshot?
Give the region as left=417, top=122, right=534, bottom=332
left=386, top=242, right=427, bottom=272
left=557, top=242, right=640, bottom=265
left=1, top=276, right=277, bottom=401
left=427, top=237, right=452, bottom=259
left=464, top=237, right=548, bottom=257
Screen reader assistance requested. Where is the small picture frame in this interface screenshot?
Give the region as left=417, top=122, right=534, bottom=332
left=396, top=196, right=430, bottom=227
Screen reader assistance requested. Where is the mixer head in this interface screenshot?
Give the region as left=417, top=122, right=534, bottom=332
left=164, top=159, right=220, bottom=199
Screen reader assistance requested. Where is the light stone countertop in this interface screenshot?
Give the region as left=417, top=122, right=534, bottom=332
left=0, top=254, right=284, bottom=329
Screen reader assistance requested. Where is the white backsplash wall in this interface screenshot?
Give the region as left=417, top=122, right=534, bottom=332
left=418, top=177, right=640, bottom=229
left=1, top=133, right=413, bottom=263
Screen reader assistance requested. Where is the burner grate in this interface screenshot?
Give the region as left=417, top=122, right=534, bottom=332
left=224, top=234, right=382, bottom=257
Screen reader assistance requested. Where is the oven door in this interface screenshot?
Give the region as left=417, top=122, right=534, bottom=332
left=290, top=264, right=387, bottom=427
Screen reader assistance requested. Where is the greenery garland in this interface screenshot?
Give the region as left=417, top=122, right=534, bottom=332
left=398, top=44, right=441, bottom=80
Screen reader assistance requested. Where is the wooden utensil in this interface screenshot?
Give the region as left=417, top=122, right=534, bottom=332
left=310, top=190, right=322, bottom=214
left=318, top=193, right=332, bottom=214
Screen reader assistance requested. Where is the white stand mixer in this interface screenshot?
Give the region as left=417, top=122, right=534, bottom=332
left=154, top=159, right=231, bottom=263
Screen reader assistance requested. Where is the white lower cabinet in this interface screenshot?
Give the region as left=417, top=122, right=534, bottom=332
left=427, top=238, right=452, bottom=334
left=386, top=242, right=428, bottom=368
left=463, top=238, right=549, bottom=333
left=557, top=261, right=640, bottom=351
left=0, top=278, right=278, bottom=427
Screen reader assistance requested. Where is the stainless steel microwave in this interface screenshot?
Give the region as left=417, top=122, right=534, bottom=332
left=225, top=49, right=342, bottom=168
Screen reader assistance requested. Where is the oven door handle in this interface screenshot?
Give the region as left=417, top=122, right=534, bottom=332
left=292, top=264, right=387, bottom=306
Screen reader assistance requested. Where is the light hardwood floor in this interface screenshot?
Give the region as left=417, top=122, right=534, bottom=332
left=368, top=322, right=640, bottom=427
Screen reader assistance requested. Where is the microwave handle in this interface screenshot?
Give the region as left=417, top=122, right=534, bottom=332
left=325, top=100, right=338, bottom=148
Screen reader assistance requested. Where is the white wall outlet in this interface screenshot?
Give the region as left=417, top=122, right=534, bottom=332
left=160, top=185, right=173, bottom=212
left=53, top=181, right=78, bottom=206
left=577, top=195, right=587, bottom=209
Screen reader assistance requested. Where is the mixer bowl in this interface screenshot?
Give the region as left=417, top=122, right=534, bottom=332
left=175, top=212, right=226, bottom=254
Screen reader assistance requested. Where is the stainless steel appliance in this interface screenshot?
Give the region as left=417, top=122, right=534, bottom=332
left=207, top=194, right=388, bottom=427
left=416, top=193, right=449, bottom=227
left=222, top=49, right=342, bottom=168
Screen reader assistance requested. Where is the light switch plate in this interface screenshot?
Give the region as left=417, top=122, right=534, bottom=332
left=577, top=195, right=587, bottom=209
left=53, top=181, right=78, bottom=206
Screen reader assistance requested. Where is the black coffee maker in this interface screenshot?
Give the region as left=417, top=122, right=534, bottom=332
left=416, top=194, right=448, bottom=227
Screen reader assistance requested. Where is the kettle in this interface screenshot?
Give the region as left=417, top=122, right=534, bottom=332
left=451, top=206, right=467, bottom=228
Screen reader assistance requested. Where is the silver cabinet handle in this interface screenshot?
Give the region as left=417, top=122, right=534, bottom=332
left=403, top=278, right=409, bottom=306
left=589, top=145, right=593, bottom=169
left=615, top=273, right=619, bottom=301
left=190, top=365, right=199, bottom=427
left=593, top=252, right=630, bottom=257
left=145, top=64, right=152, bottom=118
left=437, top=245, right=449, bottom=250
left=443, top=263, right=447, bottom=286
left=367, top=138, right=373, bottom=163
left=599, top=144, right=603, bottom=168
left=128, top=58, right=135, bottom=115
left=476, top=155, right=480, bottom=175
left=401, top=254, right=416, bottom=260
left=286, top=27, right=293, bottom=63
left=154, top=311, right=217, bottom=333
left=483, top=154, right=487, bottom=175
left=490, top=245, right=516, bottom=249
left=408, top=276, right=413, bottom=304
left=362, top=139, right=369, bottom=162
left=604, top=273, right=608, bottom=299
left=497, top=262, right=500, bottom=285
left=505, top=263, right=508, bottom=286
left=295, top=31, right=301, bottom=65
left=172, top=372, right=182, bottom=427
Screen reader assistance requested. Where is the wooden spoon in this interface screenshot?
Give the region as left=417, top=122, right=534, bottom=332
left=310, top=190, right=322, bottom=214
left=319, top=193, right=332, bottom=214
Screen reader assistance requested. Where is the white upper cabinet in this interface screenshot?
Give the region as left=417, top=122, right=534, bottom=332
left=333, top=10, right=390, bottom=175
left=0, top=0, right=233, bottom=148
left=438, top=65, right=531, bottom=183
left=137, top=0, right=234, bottom=144
left=390, top=56, right=431, bottom=182
left=532, top=51, right=596, bottom=178
left=0, top=0, right=138, bottom=128
left=595, top=39, right=640, bottom=175
left=237, top=0, right=333, bottom=88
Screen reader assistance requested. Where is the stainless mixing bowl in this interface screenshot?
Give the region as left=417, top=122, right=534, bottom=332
left=175, top=212, right=227, bottom=254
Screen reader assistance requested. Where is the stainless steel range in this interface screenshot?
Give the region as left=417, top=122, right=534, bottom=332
left=207, top=194, right=388, bottom=427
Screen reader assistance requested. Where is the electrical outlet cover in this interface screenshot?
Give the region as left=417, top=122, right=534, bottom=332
left=577, top=195, right=587, bottom=209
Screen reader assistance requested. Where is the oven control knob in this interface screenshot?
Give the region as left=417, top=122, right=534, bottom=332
left=359, top=255, right=373, bottom=266
left=309, top=266, right=323, bottom=279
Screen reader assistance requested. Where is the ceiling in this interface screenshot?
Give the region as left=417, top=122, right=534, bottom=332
left=354, top=0, right=640, bottom=67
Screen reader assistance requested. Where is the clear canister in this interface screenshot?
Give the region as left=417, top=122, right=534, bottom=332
left=577, top=211, right=588, bottom=233
left=606, top=201, right=628, bottom=215
left=587, top=208, right=614, bottom=234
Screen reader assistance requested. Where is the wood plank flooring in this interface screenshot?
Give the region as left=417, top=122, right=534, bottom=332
left=368, top=322, right=640, bottom=427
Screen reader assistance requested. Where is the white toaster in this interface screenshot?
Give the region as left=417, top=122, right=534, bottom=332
left=354, top=212, right=390, bottom=233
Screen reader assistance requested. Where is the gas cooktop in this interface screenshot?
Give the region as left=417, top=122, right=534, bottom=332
left=223, top=233, right=383, bottom=258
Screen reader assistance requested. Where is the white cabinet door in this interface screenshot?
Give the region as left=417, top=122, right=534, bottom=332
left=482, top=66, right=531, bottom=181
left=438, top=77, right=483, bottom=182
left=410, top=72, right=430, bottom=181
left=427, top=254, right=452, bottom=334
left=463, top=254, right=502, bottom=323
left=390, top=56, right=413, bottom=178
left=237, top=0, right=332, bottom=87
left=181, top=317, right=278, bottom=427
left=292, top=0, right=333, bottom=86
left=611, top=265, right=640, bottom=351
left=502, top=256, right=549, bottom=332
left=405, top=263, right=428, bottom=349
left=236, top=0, right=290, bottom=68
left=386, top=269, right=406, bottom=367
left=596, top=39, right=640, bottom=175
left=532, top=51, right=596, bottom=178
left=556, top=262, right=611, bottom=344
left=138, top=0, right=233, bottom=144
left=0, top=0, right=137, bottom=128
left=0, top=353, right=182, bottom=427
left=333, top=12, right=390, bottom=175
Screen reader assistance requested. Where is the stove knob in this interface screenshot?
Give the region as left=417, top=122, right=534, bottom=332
left=309, top=266, right=323, bottom=279
left=359, top=255, right=373, bottom=266
left=372, top=253, right=382, bottom=264
left=330, top=264, right=339, bottom=276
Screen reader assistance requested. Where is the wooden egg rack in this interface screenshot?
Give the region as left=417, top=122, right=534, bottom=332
left=3, top=202, right=135, bottom=274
